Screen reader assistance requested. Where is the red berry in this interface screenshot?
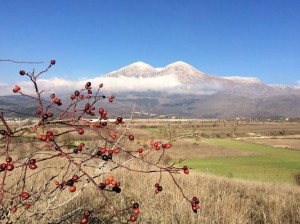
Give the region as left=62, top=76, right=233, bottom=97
left=40, top=135, right=47, bottom=141
left=46, top=130, right=53, bottom=137
left=6, top=164, right=14, bottom=171
left=20, top=192, right=30, bottom=199
left=79, top=94, right=84, bottom=99
left=138, top=148, right=143, bottom=153
left=11, top=207, right=17, bottom=213
left=19, top=70, right=26, bottom=75
left=84, top=210, right=91, bottom=217
left=111, top=134, right=116, bottom=139
left=99, top=83, right=103, bottom=88
left=50, top=60, right=56, bottom=65
left=133, top=208, right=139, bottom=214
left=29, top=163, right=37, bottom=170
left=183, top=166, right=188, bottom=170
left=1, top=163, right=7, bottom=170
left=55, top=181, right=60, bottom=185
left=77, top=128, right=84, bottom=135
left=36, top=109, right=42, bottom=115
left=6, top=156, right=12, bottom=163
left=184, top=169, right=189, bottom=174
left=100, top=148, right=106, bottom=153
left=70, top=95, right=75, bottom=100
left=98, top=108, right=104, bottom=114
left=72, top=175, right=79, bottom=181
left=128, top=135, right=134, bottom=141
left=25, top=203, right=30, bottom=209
left=165, top=143, right=171, bottom=148
left=130, top=215, right=137, bottom=222
left=81, top=217, right=88, bottom=224
left=50, top=93, right=55, bottom=99
left=113, top=148, right=119, bottom=154
left=53, top=98, right=61, bottom=104
left=69, top=186, right=76, bottom=192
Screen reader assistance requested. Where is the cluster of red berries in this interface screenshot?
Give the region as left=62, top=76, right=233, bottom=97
left=55, top=175, right=79, bottom=192
left=28, top=159, right=37, bottom=170
left=40, top=130, right=55, bottom=142
left=115, top=116, right=124, bottom=125
left=128, top=200, right=140, bottom=222
left=98, top=107, right=108, bottom=120
left=95, top=121, right=108, bottom=128
left=191, top=196, right=200, bottom=213
left=183, top=165, right=189, bottom=174
left=0, top=157, right=14, bottom=172
left=81, top=210, right=92, bottom=224
left=12, top=85, right=21, bottom=93
left=73, top=142, right=85, bottom=154
left=97, top=147, right=115, bottom=161
left=50, top=93, right=62, bottom=106
left=70, top=90, right=85, bottom=100
left=98, top=176, right=121, bottom=193
left=154, top=183, right=163, bottom=194
left=150, top=141, right=171, bottom=151
left=11, top=203, right=31, bottom=212
left=84, top=103, right=96, bottom=116
left=108, top=95, right=115, bottom=103
left=35, top=109, right=54, bottom=121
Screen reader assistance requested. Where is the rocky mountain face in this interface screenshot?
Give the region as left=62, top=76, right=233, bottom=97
left=1, top=61, right=300, bottom=119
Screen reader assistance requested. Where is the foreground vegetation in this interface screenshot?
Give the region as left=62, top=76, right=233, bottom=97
left=16, top=168, right=300, bottom=224
left=2, top=119, right=300, bottom=223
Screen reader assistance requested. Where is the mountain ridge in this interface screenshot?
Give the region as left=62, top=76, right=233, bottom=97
left=1, top=61, right=300, bottom=118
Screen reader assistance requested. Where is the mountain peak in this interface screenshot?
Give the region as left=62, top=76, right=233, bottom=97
left=166, top=61, right=193, bottom=68
left=127, top=61, right=154, bottom=69
left=106, top=61, right=156, bottom=78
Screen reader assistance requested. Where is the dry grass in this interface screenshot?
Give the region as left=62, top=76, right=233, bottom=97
left=10, top=160, right=300, bottom=224
left=3, top=120, right=300, bottom=223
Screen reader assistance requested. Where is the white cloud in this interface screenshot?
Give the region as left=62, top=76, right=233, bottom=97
left=0, top=75, right=223, bottom=96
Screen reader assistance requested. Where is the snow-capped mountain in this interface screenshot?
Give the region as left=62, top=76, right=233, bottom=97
left=1, top=61, right=300, bottom=118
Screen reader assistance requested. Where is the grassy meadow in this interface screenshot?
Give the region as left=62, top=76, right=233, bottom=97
left=180, top=139, right=300, bottom=183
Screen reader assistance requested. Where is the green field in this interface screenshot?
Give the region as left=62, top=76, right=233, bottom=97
left=181, top=139, right=300, bottom=184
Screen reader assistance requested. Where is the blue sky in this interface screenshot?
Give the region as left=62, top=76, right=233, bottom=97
left=0, top=0, right=299, bottom=85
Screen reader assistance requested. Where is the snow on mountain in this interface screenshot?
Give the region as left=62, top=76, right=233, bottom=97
left=103, top=61, right=231, bottom=94
left=158, top=61, right=207, bottom=84
left=223, top=76, right=262, bottom=84
left=106, top=61, right=157, bottom=78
